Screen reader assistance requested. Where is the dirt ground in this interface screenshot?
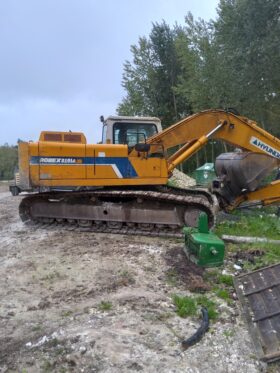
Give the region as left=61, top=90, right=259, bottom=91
left=0, top=182, right=266, bottom=372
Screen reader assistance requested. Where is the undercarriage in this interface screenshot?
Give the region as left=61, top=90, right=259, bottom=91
left=19, top=186, right=218, bottom=238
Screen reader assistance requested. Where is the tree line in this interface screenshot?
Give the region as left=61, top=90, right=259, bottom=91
left=118, top=0, right=280, bottom=173
left=0, top=144, right=18, bottom=180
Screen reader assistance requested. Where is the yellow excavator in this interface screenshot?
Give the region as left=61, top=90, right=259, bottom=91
left=11, top=109, right=280, bottom=237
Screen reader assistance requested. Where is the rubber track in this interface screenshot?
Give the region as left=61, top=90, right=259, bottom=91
left=20, top=186, right=218, bottom=238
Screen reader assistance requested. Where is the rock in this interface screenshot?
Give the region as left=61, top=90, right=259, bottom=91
left=79, top=346, right=87, bottom=355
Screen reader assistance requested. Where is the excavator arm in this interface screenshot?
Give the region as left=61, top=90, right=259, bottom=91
left=147, top=109, right=280, bottom=209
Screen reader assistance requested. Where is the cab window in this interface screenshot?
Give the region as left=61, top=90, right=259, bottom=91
left=113, top=122, right=158, bottom=146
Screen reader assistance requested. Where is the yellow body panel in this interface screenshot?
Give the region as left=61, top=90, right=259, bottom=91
left=21, top=139, right=169, bottom=188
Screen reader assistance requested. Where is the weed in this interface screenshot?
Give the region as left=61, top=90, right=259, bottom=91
left=217, top=274, right=234, bottom=287
left=172, top=294, right=218, bottom=320
left=214, top=208, right=280, bottom=240
left=204, top=270, right=234, bottom=288
left=118, top=269, right=135, bottom=285
left=41, top=270, right=62, bottom=282
left=98, top=301, right=113, bottom=311
left=223, top=329, right=235, bottom=338
left=215, top=288, right=232, bottom=303
left=172, top=294, right=197, bottom=318
left=196, top=295, right=218, bottom=320
left=61, top=310, right=73, bottom=317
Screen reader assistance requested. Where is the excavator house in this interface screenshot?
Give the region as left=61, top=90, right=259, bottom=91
left=11, top=109, right=280, bottom=237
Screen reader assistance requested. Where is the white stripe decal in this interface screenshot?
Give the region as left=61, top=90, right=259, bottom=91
left=96, top=164, right=123, bottom=178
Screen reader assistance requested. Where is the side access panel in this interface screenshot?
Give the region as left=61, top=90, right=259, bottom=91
left=37, top=142, right=86, bottom=180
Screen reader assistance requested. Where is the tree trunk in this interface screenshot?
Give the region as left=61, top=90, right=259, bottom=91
left=221, top=235, right=280, bottom=245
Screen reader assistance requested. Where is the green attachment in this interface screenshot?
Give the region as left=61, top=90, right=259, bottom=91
left=198, top=212, right=209, bottom=234
left=183, top=213, right=225, bottom=267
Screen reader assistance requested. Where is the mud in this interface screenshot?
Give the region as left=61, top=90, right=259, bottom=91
left=0, top=182, right=265, bottom=372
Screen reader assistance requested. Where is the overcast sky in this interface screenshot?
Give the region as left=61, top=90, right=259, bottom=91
left=0, top=0, right=219, bottom=145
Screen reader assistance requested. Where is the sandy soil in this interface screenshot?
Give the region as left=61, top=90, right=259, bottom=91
left=0, top=182, right=266, bottom=373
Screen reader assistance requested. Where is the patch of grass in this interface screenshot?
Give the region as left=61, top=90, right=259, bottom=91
left=196, top=295, right=218, bottom=320
left=204, top=270, right=234, bottom=287
left=172, top=294, right=218, bottom=320
left=217, top=274, right=234, bottom=287
left=172, top=295, right=197, bottom=318
left=98, top=301, right=113, bottom=311
left=117, top=269, right=135, bottom=286
left=214, top=208, right=280, bottom=240
left=215, top=288, right=231, bottom=301
left=228, top=241, right=280, bottom=270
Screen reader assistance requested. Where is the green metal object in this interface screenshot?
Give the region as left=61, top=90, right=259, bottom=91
left=183, top=213, right=225, bottom=267
left=195, top=162, right=216, bottom=186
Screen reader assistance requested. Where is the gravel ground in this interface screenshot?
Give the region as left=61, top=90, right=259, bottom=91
left=0, top=182, right=267, bottom=373
left=169, top=169, right=196, bottom=188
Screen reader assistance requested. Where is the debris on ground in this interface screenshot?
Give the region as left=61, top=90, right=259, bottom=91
left=169, top=168, right=196, bottom=188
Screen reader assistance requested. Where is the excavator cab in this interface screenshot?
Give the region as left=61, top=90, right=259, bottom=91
left=101, top=115, right=162, bottom=146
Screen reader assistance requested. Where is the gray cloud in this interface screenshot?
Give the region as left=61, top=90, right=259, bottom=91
left=0, top=0, right=218, bottom=144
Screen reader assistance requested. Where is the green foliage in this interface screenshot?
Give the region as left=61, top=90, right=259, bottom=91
left=196, top=295, right=218, bottom=320
left=0, top=144, right=18, bottom=180
left=215, top=208, right=280, bottom=269
left=172, top=294, right=218, bottom=320
left=172, top=294, right=197, bottom=318
left=215, top=211, right=280, bottom=240
left=215, top=288, right=231, bottom=302
left=98, top=301, right=113, bottom=311
left=118, top=0, right=280, bottom=174
left=118, top=21, right=191, bottom=128
left=216, top=274, right=234, bottom=287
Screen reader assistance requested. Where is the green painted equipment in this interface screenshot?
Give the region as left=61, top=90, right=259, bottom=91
left=195, top=163, right=215, bottom=186
left=183, top=213, right=225, bottom=267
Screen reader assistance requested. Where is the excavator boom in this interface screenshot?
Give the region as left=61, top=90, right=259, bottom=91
left=147, top=109, right=280, bottom=208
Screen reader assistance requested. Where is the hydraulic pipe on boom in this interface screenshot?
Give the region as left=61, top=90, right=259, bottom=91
left=167, top=121, right=227, bottom=173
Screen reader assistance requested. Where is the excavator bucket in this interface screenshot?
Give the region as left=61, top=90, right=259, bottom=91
left=213, top=152, right=279, bottom=204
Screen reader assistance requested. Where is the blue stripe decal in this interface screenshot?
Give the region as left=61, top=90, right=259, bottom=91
left=30, top=156, right=138, bottom=178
